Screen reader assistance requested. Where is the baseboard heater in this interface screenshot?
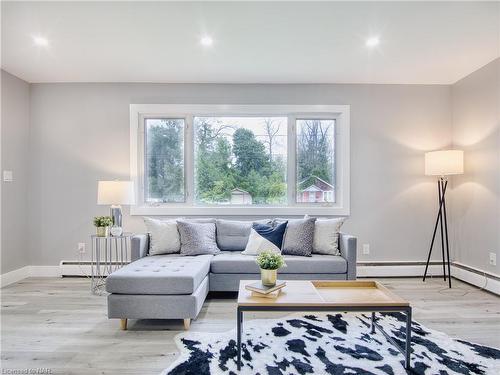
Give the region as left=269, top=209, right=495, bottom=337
left=59, top=260, right=130, bottom=277
left=58, top=260, right=500, bottom=295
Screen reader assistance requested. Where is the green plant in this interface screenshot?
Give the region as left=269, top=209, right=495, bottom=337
left=93, top=216, right=113, bottom=227
left=255, top=251, right=286, bottom=270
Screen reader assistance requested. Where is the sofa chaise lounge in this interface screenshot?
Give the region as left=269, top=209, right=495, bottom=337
left=106, top=230, right=357, bottom=330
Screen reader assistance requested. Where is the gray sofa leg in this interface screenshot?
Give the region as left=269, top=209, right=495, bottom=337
left=120, top=318, right=127, bottom=330
left=183, top=318, right=191, bottom=330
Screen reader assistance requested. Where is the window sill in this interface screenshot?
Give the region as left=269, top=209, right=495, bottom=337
left=130, top=205, right=350, bottom=217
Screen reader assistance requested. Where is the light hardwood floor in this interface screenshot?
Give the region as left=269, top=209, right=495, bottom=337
left=1, top=277, right=499, bottom=374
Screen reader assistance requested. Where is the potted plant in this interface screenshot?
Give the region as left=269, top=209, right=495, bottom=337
left=256, top=251, right=286, bottom=287
left=93, top=216, right=113, bottom=237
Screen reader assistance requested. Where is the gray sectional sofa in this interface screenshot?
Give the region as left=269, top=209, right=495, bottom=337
left=106, top=229, right=357, bottom=330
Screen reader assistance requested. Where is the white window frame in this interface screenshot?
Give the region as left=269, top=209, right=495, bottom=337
left=130, top=104, right=350, bottom=216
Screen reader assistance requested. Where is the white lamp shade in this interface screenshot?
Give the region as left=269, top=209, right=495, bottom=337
left=97, top=181, right=135, bottom=205
left=425, top=150, right=464, bottom=176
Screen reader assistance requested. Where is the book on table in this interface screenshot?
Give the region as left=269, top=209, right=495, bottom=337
left=245, top=281, right=286, bottom=295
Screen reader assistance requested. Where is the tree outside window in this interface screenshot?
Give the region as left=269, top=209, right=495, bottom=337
left=296, top=119, right=336, bottom=203
left=194, top=117, right=287, bottom=205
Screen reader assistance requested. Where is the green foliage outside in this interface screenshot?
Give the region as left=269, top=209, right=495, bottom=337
left=297, top=120, right=335, bottom=190
left=146, top=119, right=184, bottom=202
left=256, top=251, right=286, bottom=270
left=195, top=119, right=287, bottom=205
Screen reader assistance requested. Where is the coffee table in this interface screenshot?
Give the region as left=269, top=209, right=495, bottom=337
left=237, top=280, right=412, bottom=370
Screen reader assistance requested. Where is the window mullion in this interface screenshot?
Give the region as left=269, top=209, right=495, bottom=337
left=287, top=115, right=296, bottom=207
left=185, top=115, right=194, bottom=206
left=139, top=115, right=146, bottom=207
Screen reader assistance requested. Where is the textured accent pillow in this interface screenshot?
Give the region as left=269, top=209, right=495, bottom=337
left=242, top=222, right=287, bottom=255
left=312, top=217, right=345, bottom=255
left=279, top=217, right=316, bottom=256
left=177, top=220, right=220, bottom=256
left=143, top=217, right=180, bottom=255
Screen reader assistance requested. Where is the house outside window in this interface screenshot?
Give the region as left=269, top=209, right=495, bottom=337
left=130, top=104, right=350, bottom=216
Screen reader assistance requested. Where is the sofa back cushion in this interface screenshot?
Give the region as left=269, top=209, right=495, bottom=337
left=215, top=219, right=272, bottom=251
left=216, top=219, right=252, bottom=251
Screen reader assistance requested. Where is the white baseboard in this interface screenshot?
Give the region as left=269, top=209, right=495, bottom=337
left=0, top=266, right=31, bottom=288
left=0, top=265, right=60, bottom=288
left=2, top=261, right=499, bottom=296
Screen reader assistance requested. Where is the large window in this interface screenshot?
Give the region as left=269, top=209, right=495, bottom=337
left=131, top=105, right=350, bottom=215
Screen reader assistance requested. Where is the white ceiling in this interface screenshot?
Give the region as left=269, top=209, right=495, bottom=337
left=2, top=1, right=499, bottom=84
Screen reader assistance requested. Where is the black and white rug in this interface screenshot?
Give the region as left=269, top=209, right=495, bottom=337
left=163, top=312, right=500, bottom=375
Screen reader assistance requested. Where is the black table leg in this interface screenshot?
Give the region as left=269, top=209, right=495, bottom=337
left=237, top=307, right=242, bottom=370
left=371, top=312, right=376, bottom=334
left=405, top=307, right=412, bottom=369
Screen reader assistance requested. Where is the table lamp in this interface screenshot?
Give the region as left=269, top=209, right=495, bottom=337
left=97, top=180, right=135, bottom=235
left=422, top=150, right=464, bottom=288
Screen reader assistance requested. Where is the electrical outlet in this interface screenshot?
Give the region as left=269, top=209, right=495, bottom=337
left=362, top=244, right=370, bottom=255
left=78, top=243, right=86, bottom=254
left=489, top=252, right=497, bottom=266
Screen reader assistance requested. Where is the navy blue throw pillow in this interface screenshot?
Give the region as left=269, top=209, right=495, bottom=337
left=253, top=222, right=288, bottom=249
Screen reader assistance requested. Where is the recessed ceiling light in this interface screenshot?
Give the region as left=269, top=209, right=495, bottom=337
left=365, top=36, right=380, bottom=48
left=32, top=35, right=49, bottom=47
left=200, top=35, right=214, bottom=47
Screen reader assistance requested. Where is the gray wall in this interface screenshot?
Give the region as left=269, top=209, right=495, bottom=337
left=28, top=83, right=452, bottom=266
left=1, top=71, right=31, bottom=273
left=451, top=58, right=500, bottom=274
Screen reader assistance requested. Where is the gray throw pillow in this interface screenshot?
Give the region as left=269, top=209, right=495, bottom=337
left=177, top=220, right=220, bottom=256
left=277, top=217, right=316, bottom=256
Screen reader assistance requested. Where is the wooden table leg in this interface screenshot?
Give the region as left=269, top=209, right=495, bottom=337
left=120, top=318, right=127, bottom=331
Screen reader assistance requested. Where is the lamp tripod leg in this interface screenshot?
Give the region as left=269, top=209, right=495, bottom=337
left=438, top=180, right=446, bottom=281
left=441, top=181, right=452, bottom=288
left=423, top=180, right=447, bottom=282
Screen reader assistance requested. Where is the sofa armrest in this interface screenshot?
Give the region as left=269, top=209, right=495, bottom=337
left=339, top=233, right=357, bottom=280
left=131, top=234, right=149, bottom=261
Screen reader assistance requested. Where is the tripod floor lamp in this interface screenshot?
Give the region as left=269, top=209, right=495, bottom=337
left=423, top=150, right=464, bottom=288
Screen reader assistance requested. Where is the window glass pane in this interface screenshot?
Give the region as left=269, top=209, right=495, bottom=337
left=194, top=116, right=287, bottom=205
left=145, top=118, right=185, bottom=203
left=296, top=119, right=335, bottom=204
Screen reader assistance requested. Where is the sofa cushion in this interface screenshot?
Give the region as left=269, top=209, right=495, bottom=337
left=106, top=254, right=212, bottom=295
left=215, top=219, right=274, bottom=251
left=216, top=219, right=252, bottom=251
left=210, top=251, right=346, bottom=274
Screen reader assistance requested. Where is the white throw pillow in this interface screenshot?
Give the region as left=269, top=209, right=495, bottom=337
left=143, top=217, right=181, bottom=255
left=312, top=218, right=345, bottom=255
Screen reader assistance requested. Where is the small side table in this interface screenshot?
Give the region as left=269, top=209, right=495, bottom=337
left=91, top=233, right=132, bottom=295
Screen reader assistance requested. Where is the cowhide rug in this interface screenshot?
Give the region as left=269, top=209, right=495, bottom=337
left=162, top=312, right=500, bottom=375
